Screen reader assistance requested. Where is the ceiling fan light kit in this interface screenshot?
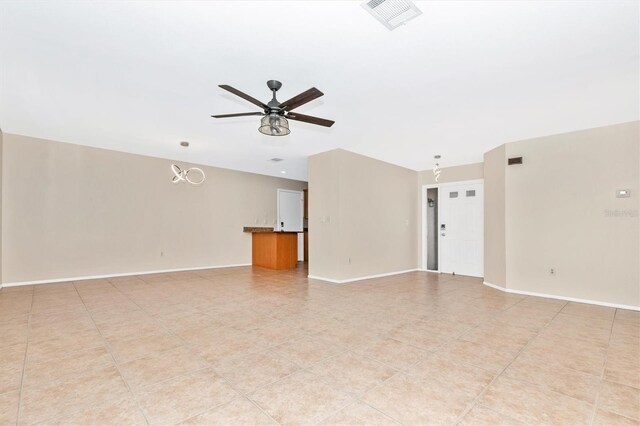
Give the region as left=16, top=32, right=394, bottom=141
left=212, top=80, right=334, bottom=136
left=259, top=114, right=290, bottom=136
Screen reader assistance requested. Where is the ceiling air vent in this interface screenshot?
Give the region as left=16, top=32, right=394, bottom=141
left=362, top=0, right=422, bottom=31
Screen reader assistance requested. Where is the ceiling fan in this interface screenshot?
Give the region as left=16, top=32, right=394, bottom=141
left=211, top=80, right=335, bottom=136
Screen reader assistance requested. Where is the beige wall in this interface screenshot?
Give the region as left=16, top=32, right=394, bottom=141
left=503, top=122, right=639, bottom=306
left=483, top=145, right=506, bottom=288
left=1, top=134, right=306, bottom=284
left=309, top=149, right=417, bottom=281
left=416, top=163, right=484, bottom=268
left=0, top=130, right=3, bottom=286
left=4, top=123, right=637, bottom=308
left=307, top=150, right=341, bottom=279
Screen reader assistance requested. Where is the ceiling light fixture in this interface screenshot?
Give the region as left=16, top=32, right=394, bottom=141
left=171, top=164, right=205, bottom=185
left=433, top=155, right=442, bottom=182
left=259, top=113, right=290, bottom=136
left=280, top=170, right=287, bottom=174
left=212, top=80, right=334, bottom=136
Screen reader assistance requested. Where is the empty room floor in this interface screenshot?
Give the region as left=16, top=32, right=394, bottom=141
left=0, top=266, right=638, bottom=425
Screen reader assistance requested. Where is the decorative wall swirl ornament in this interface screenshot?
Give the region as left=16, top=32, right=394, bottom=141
left=171, top=164, right=206, bottom=185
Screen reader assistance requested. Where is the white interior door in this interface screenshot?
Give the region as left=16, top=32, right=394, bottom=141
left=277, top=189, right=304, bottom=232
left=438, top=182, right=484, bottom=277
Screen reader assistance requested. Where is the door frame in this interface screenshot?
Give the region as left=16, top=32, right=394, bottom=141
left=421, top=179, right=484, bottom=272
left=276, top=189, right=304, bottom=232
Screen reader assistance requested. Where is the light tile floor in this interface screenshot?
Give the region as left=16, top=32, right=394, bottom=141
left=0, top=265, right=638, bottom=425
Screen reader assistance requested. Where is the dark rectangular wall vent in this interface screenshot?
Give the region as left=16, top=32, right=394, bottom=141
left=508, top=157, right=523, bottom=165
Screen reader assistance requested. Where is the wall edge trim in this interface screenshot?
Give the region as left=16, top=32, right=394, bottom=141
left=2, top=263, right=253, bottom=287
left=483, top=281, right=640, bottom=311
left=308, top=268, right=421, bottom=284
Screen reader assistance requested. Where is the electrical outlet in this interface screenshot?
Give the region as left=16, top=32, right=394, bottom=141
left=550, top=268, right=555, bottom=275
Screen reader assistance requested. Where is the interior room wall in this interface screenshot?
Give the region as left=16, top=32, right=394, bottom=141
left=0, top=129, right=3, bottom=287
left=483, top=145, right=506, bottom=288
left=308, top=149, right=417, bottom=282
left=1, top=134, right=307, bottom=285
left=503, top=121, right=639, bottom=307
left=307, top=150, right=341, bottom=279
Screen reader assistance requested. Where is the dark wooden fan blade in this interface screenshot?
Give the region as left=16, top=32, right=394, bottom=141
left=278, top=88, right=324, bottom=111
left=211, top=112, right=264, bottom=118
left=219, top=85, right=269, bottom=110
left=286, top=112, right=335, bottom=128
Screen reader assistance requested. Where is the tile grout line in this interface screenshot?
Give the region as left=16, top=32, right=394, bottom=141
left=452, top=303, right=568, bottom=423
left=362, top=294, right=535, bottom=425
left=255, top=285, right=528, bottom=425
left=105, top=274, right=284, bottom=426
left=8, top=270, right=632, bottom=426
left=243, top=396, right=283, bottom=426
left=196, top=341, right=403, bottom=425
left=310, top=346, right=431, bottom=426
left=587, top=308, right=617, bottom=426
left=71, top=280, right=152, bottom=426
left=102, top=276, right=228, bottom=425
left=14, top=286, right=34, bottom=426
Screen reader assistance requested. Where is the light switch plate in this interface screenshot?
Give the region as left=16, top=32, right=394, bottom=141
left=616, top=189, right=631, bottom=198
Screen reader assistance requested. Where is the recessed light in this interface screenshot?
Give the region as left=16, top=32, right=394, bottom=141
left=281, top=170, right=287, bottom=174
left=180, top=141, right=189, bottom=147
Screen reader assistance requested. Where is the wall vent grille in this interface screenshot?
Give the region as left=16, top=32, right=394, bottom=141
left=362, top=0, right=422, bottom=31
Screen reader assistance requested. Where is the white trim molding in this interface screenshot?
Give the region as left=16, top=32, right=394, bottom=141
left=2, top=263, right=252, bottom=287
left=483, top=281, right=640, bottom=312
left=308, top=268, right=420, bottom=284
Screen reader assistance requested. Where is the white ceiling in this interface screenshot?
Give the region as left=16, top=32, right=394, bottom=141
left=1, top=1, right=638, bottom=181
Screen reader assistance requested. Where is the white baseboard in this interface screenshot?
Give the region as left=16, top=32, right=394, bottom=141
left=308, top=268, right=420, bottom=284
left=483, top=281, right=508, bottom=291
left=483, top=281, right=640, bottom=312
left=2, top=263, right=252, bottom=288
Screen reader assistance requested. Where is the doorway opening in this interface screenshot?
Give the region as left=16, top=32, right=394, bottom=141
left=277, top=188, right=305, bottom=263
left=422, top=180, right=484, bottom=278
left=426, top=188, right=439, bottom=271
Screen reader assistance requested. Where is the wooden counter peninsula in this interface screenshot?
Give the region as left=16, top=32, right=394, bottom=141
left=243, top=227, right=298, bottom=270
